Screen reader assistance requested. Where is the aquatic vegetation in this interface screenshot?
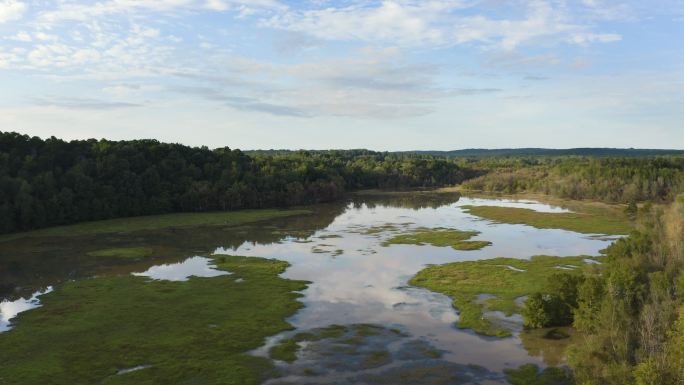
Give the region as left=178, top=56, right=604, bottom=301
left=409, top=255, right=595, bottom=337
left=265, top=324, right=499, bottom=384
left=86, top=247, right=154, bottom=259
left=0, top=255, right=309, bottom=385
left=520, top=327, right=577, bottom=367
left=504, top=363, right=574, bottom=385
left=0, top=208, right=312, bottom=242
left=382, top=227, right=492, bottom=251
left=461, top=205, right=631, bottom=235
left=363, top=224, right=401, bottom=235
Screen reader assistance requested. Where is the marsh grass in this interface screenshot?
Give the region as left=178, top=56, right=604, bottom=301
left=86, top=247, right=155, bottom=259
left=0, top=208, right=312, bottom=242
left=0, top=255, right=310, bottom=385
left=409, top=255, right=595, bottom=337
left=461, top=204, right=631, bottom=235
left=382, top=227, right=492, bottom=251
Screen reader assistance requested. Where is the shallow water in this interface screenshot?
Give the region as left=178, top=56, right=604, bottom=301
left=132, top=256, right=230, bottom=281
left=214, top=194, right=613, bottom=383
left=0, top=287, right=53, bottom=332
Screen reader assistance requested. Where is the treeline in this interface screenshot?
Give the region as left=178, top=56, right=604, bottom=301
left=460, top=157, right=684, bottom=203
left=0, top=132, right=471, bottom=234
left=522, top=196, right=684, bottom=385
left=413, top=148, right=684, bottom=157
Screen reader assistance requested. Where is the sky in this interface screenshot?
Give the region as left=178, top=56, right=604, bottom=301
left=0, top=0, right=682, bottom=150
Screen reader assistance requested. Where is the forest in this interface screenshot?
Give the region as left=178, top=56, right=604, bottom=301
left=2, top=131, right=684, bottom=235
left=520, top=194, right=684, bottom=385
left=0, top=132, right=471, bottom=234
left=459, top=156, right=684, bottom=203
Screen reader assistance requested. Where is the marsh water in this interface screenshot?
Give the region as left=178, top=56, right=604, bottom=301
left=0, top=192, right=615, bottom=384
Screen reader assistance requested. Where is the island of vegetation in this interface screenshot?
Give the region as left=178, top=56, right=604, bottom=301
left=382, top=227, right=492, bottom=251
left=460, top=204, right=632, bottom=235
left=409, top=255, right=594, bottom=337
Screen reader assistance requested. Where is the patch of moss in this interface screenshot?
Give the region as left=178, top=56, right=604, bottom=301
left=0, top=208, right=312, bottom=242
left=382, top=227, right=492, bottom=251
left=409, top=255, right=594, bottom=337
left=461, top=205, right=631, bottom=235
left=86, top=247, right=155, bottom=259
left=0, top=255, right=309, bottom=385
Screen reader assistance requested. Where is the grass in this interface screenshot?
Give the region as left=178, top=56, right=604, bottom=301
left=461, top=204, right=631, bottom=235
left=269, top=338, right=300, bottom=363
left=409, top=255, right=596, bottom=337
left=382, top=227, right=492, bottom=251
left=504, top=364, right=574, bottom=385
left=86, top=247, right=155, bottom=259
left=0, top=208, right=312, bottom=242
left=0, top=255, right=310, bottom=385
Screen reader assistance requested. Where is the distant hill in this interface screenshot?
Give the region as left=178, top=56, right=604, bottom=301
left=248, top=148, right=684, bottom=157
left=408, top=148, right=684, bottom=157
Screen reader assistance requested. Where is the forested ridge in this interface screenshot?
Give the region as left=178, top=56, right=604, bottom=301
left=0, top=132, right=471, bottom=234
left=460, top=156, right=684, bottom=203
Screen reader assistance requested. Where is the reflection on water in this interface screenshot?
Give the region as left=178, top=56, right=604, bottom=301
left=454, top=197, right=572, bottom=213
left=0, top=286, right=53, bottom=332
left=132, top=256, right=230, bottom=281
left=215, top=194, right=614, bottom=382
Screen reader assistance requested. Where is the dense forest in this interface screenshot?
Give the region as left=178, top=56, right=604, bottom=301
left=0, top=132, right=471, bottom=234
left=459, top=156, right=684, bottom=203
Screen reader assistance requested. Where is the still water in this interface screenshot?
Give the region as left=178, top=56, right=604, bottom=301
left=221, top=195, right=610, bottom=383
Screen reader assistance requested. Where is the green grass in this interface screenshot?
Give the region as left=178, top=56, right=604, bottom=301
left=269, top=338, right=300, bottom=363
left=504, top=364, right=574, bottom=385
left=0, top=208, right=312, bottom=242
left=382, top=227, right=492, bottom=251
left=86, top=247, right=155, bottom=259
left=409, top=255, right=595, bottom=337
left=0, top=255, right=309, bottom=385
left=461, top=205, right=631, bottom=235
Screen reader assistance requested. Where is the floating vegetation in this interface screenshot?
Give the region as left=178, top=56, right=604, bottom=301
left=382, top=227, right=492, bottom=251
left=266, top=324, right=501, bottom=385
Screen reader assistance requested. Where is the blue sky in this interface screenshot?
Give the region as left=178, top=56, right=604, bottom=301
left=0, top=0, right=682, bottom=150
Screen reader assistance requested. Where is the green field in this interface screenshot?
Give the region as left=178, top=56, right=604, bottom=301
left=461, top=205, right=631, bottom=235
left=0, top=255, right=309, bottom=385
left=409, top=255, right=597, bottom=337
left=382, top=227, right=492, bottom=251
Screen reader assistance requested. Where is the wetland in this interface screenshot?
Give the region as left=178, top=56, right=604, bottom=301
left=0, top=191, right=630, bottom=384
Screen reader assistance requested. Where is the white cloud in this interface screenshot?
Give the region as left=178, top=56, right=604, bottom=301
left=0, top=0, right=26, bottom=23
left=568, top=32, right=622, bottom=45
left=9, top=31, right=31, bottom=42
left=263, top=0, right=623, bottom=50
